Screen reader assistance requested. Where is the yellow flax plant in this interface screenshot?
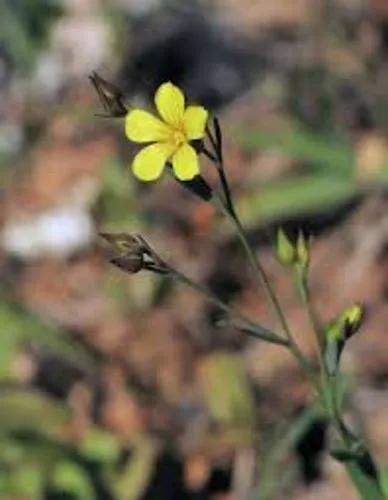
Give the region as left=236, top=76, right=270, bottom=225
left=92, top=75, right=385, bottom=499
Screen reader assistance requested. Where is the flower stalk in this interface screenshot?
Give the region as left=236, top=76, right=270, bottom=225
left=204, top=119, right=314, bottom=381
left=101, top=232, right=288, bottom=347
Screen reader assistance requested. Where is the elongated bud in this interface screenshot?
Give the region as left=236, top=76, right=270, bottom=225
left=327, top=303, right=364, bottom=342
left=341, top=303, right=364, bottom=339
left=89, top=72, right=127, bottom=118
left=325, top=303, right=364, bottom=375
left=296, top=231, right=310, bottom=269
left=276, top=228, right=295, bottom=265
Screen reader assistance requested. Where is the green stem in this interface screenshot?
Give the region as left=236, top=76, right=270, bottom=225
left=230, top=211, right=311, bottom=371
left=296, top=270, right=327, bottom=388
left=170, top=268, right=244, bottom=318
left=168, top=268, right=288, bottom=346
left=211, top=184, right=315, bottom=382
left=205, top=138, right=316, bottom=383
left=328, top=378, right=383, bottom=499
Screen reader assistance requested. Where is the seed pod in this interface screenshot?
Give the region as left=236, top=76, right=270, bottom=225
left=110, top=254, right=144, bottom=274
left=100, top=232, right=145, bottom=274
left=89, top=72, right=127, bottom=118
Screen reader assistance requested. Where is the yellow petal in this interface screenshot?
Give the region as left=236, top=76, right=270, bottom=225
left=155, top=82, right=185, bottom=127
left=183, top=106, right=208, bottom=140
left=132, top=143, right=174, bottom=181
left=125, top=110, right=170, bottom=143
left=172, top=143, right=200, bottom=181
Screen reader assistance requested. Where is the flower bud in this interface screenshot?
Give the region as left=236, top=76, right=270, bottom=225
left=324, top=303, right=364, bottom=375
left=341, top=303, right=364, bottom=339
left=276, top=228, right=295, bottom=266
left=296, top=231, right=310, bottom=269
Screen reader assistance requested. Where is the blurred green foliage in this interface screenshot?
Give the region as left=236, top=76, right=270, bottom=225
left=0, top=0, right=62, bottom=71
left=236, top=122, right=363, bottom=225
left=0, top=300, right=96, bottom=378
left=97, top=157, right=141, bottom=232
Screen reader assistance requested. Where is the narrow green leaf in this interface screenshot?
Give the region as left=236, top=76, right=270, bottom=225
left=217, top=319, right=289, bottom=346
left=0, top=389, right=69, bottom=435
left=112, top=437, right=157, bottom=500
left=347, top=462, right=384, bottom=500
left=78, top=427, right=120, bottom=464
left=237, top=175, right=359, bottom=226
left=324, top=339, right=344, bottom=376
left=331, top=445, right=384, bottom=499
left=238, top=125, right=354, bottom=176
left=330, top=448, right=362, bottom=463
left=52, top=461, right=94, bottom=500
left=0, top=301, right=96, bottom=372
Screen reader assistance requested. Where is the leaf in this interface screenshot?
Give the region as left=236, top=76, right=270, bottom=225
left=112, top=437, right=157, bottom=500
left=347, top=462, right=384, bottom=500
left=237, top=174, right=359, bottom=226
left=238, top=124, right=354, bottom=176
left=331, top=445, right=384, bottom=499
left=198, top=353, right=255, bottom=431
left=52, top=461, right=95, bottom=500
left=330, top=448, right=362, bottom=463
left=174, top=172, right=214, bottom=202
left=250, top=407, right=319, bottom=500
left=78, top=427, right=121, bottom=464
left=218, top=318, right=289, bottom=346
left=0, top=463, right=44, bottom=499
left=0, top=301, right=96, bottom=373
left=0, top=389, right=69, bottom=435
left=324, top=339, right=344, bottom=377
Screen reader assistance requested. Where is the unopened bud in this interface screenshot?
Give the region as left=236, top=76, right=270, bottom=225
left=276, top=228, right=295, bottom=265
left=89, top=72, right=127, bottom=118
left=296, top=231, right=310, bottom=268
left=341, top=303, right=363, bottom=339
left=328, top=303, right=364, bottom=342
left=325, top=303, right=364, bottom=375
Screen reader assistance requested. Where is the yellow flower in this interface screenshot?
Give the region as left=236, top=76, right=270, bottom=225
left=125, top=82, right=208, bottom=182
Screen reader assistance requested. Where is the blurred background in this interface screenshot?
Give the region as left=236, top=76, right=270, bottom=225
left=1, top=0, right=388, bottom=498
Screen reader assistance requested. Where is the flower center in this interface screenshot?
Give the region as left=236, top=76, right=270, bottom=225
left=171, top=128, right=186, bottom=148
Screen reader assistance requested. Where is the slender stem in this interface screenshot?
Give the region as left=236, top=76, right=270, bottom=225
left=170, top=254, right=319, bottom=388
left=204, top=125, right=315, bottom=382
left=297, top=272, right=327, bottom=384
left=306, top=295, right=325, bottom=358
left=167, top=267, right=286, bottom=346
left=204, top=129, right=292, bottom=334
left=302, top=276, right=325, bottom=350
left=214, top=188, right=314, bottom=379
left=170, top=268, right=240, bottom=317
left=202, top=147, right=218, bottom=164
